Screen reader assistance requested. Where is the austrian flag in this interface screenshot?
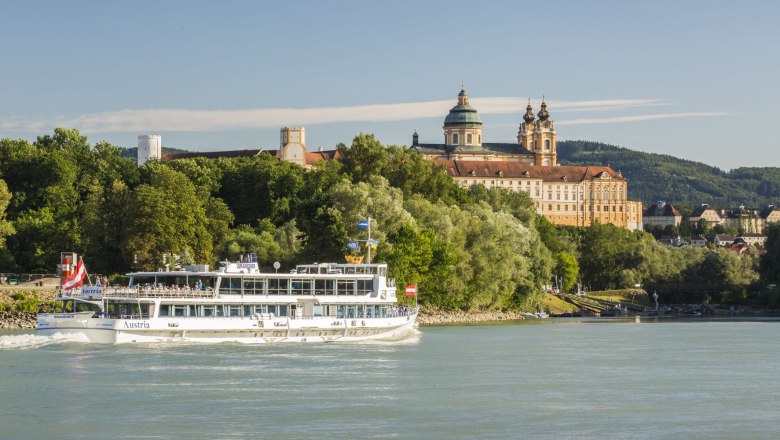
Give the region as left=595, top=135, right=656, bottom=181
left=405, top=285, right=417, bottom=296
left=62, top=258, right=87, bottom=290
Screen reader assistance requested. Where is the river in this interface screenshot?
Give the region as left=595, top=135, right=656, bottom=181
left=1, top=318, right=778, bottom=439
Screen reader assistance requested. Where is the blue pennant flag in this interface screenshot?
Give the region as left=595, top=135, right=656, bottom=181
left=357, top=220, right=369, bottom=229
left=347, top=242, right=359, bottom=250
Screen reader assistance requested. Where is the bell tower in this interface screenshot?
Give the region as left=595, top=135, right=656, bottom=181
left=518, top=98, right=557, bottom=166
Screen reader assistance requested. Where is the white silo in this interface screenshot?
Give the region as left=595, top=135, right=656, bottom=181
left=137, top=134, right=162, bottom=166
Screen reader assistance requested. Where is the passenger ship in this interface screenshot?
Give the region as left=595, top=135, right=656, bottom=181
left=36, top=255, right=417, bottom=343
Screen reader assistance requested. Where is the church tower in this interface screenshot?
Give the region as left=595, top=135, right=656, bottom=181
left=280, top=127, right=307, bottom=167
left=517, top=99, right=557, bottom=166
left=443, top=87, right=483, bottom=149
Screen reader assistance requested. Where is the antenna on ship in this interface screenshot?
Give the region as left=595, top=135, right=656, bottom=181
left=367, top=216, right=372, bottom=264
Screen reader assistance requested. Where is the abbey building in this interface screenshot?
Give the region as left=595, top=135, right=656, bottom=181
left=413, top=88, right=643, bottom=230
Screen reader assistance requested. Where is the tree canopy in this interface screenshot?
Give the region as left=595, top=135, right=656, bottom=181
left=0, top=129, right=775, bottom=310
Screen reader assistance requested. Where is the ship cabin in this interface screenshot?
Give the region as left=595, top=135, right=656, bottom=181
left=54, top=256, right=401, bottom=321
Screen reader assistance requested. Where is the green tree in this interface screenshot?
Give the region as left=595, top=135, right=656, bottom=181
left=337, top=134, right=389, bottom=182
left=0, top=179, right=13, bottom=245
left=125, top=165, right=213, bottom=270
left=760, top=223, right=780, bottom=285
left=217, top=155, right=304, bottom=226
left=554, top=252, right=579, bottom=292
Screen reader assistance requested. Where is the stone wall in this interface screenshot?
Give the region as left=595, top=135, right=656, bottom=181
left=0, top=311, right=37, bottom=329
left=417, top=305, right=527, bottom=325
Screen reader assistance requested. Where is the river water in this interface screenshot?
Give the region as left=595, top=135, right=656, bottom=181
left=1, top=318, right=779, bottom=439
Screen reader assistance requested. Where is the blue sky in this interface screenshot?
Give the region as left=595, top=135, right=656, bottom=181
left=1, top=0, right=777, bottom=169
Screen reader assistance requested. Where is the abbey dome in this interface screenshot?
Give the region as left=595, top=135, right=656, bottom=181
left=443, top=88, right=483, bottom=127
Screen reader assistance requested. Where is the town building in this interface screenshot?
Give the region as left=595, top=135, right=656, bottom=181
left=658, top=235, right=686, bottom=247
left=138, top=128, right=338, bottom=169
left=687, top=203, right=780, bottom=233
left=414, top=88, right=642, bottom=230
left=643, top=201, right=682, bottom=228
left=736, top=233, right=767, bottom=247
left=690, top=235, right=708, bottom=246
left=714, top=234, right=736, bottom=246
left=759, top=205, right=780, bottom=230
left=688, top=204, right=722, bottom=227
left=722, top=205, right=762, bottom=233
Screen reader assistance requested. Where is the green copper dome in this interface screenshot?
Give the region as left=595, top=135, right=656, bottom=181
left=443, top=88, right=483, bottom=127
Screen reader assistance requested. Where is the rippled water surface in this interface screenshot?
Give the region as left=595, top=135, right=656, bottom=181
left=2, top=318, right=779, bottom=439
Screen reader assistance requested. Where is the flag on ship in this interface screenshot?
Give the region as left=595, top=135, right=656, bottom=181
left=62, top=258, right=87, bottom=290
left=405, top=285, right=417, bottom=296
left=357, top=219, right=369, bottom=229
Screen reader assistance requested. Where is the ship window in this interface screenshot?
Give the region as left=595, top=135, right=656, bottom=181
left=219, top=277, right=242, bottom=294
left=202, top=306, right=215, bottom=317
left=268, top=278, right=289, bottom=295
left=315, top=279, right=334, bottom=295
left=357, top=279, right=374, bottom=295
left=291, top=279, right=312, bottom=295
left=277, top=305, right=289, bottom=317
left=243, top=278, right=266, bottom=295
left=229, top=306, right=241, bottom=317
left=337, top=279, right=357, bottom=295
left=159, top=305, right=170, bottom=317
left=174, top=306, right=186, bottom=317
left=244, top=305, right=253, bottom=316
left=216, top=305, right=224, bottom=316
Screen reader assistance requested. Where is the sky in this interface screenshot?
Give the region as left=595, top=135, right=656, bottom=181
left=1, top=0, right=778, bottom=170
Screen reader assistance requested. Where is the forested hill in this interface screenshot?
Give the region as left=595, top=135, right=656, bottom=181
left=557, top=140, right=780, bottom=209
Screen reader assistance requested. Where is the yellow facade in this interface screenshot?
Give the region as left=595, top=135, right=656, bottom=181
left=417, top=89, right=642, bottom=230
left=440, top=161, right=642, bottom=230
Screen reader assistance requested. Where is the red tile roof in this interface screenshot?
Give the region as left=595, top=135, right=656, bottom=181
left=435, top=160, right=625, bottom=183
left=162, top=148, right=339, bottom=166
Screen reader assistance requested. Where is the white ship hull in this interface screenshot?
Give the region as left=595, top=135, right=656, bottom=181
left=37, top=312, right=418, bottom=344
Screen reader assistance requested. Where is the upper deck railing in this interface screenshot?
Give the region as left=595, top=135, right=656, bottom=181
left=108, top=287, right=217, bottom=299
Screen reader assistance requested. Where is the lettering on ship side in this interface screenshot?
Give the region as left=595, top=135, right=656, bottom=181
left=123, top=321, right=151, bottom=329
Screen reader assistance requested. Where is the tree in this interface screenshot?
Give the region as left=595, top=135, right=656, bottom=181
left=217, top=155, right=304, bottom=226
left=554, top=252, right=579, bottom=292
left=125, top=166, right=213, bottom=270
left=761, top=223, right=780, bottom=285
left=0, top=179, right=14, bottom=249
left=337, top=133, right=389, bottom=182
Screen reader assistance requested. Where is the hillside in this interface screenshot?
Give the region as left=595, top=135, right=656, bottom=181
left=558, top=140, right=780, bottom=209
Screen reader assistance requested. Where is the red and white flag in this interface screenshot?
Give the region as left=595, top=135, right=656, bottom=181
left=62, top=258, right=87, bottom=290
left=405, top=285, right=417, bottom=296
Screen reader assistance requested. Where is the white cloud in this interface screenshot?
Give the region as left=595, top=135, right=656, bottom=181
left=0, top=97, right=720, bottom=133
left=558, top=112, right=728, bottom=126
